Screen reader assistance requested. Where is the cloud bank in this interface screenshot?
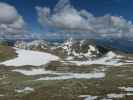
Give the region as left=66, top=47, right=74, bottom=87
left=36, top=0, right=133, bottom=39
left=0, top=2, right=27, bottom=35
left=36, top=0, right=94, bottom=32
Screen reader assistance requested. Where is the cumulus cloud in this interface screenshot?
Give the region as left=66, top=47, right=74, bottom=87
left=36, top=0, right=94, bottom=31
left=0, top=2, right=27, bottom=35
left=36, top=0, right=133, bottom=38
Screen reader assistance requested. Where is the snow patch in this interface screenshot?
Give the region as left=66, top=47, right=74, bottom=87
left=119, top=87, right=133, bottom=92
left=126, top=93, right=133, bottom=96
left=69, top=51, right=123, bottom=66
left=0, top=94, right=4, bottom=97
left=107, top=93, right=125, bottom=98
left=65, top=56, right=74, bottom=60
left=62, top=39, right=99, bottom=59
left=101, top=98, right=113, bottom=100
left=15, top=87, right=34, bottom=93
left=13, top=68, right=105, bottom=80
left=62, top=38, right=73, bottom=56
left=89, top=45, right=96, bottom=52
left=1, top=48, right=59, bottom=67
left=79, top=95, right=98, bottom=100
left=13, top=68, right=62, bottom=76
left=37, top=72, right=105, bottom=80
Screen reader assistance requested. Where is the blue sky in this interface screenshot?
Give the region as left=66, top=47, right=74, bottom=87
left=0, top=0, right=133, bottom=38
left=1, top=0, right=133, bottom=33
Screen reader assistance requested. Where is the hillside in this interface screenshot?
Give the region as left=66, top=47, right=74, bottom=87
left=0, top=45, right=17, bottom=62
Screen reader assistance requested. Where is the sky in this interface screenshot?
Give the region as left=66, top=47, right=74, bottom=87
left=0, top=0, right=133, bottom=39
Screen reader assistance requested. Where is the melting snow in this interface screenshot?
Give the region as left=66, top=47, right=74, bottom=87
left=126, top=93, right=133, bottom=96
left=69, top=51, right=123, bottom=66
left=13, top=68, right=62, bottom=76
left=119, top=87, right=133, bottom=92
left=124, top=60, right=133, bottom=64
left=0, top=94, right=4, bottom=97
left=1, top=48, right=59, bottom=67
left=37, top=72, right=105, bottom=80
left=107, top=93, right=125, bottom=98
left=15, top=87, right=34, bottom=93
left=1, top=47, right=131, bottom=67
left=101, top=99, right=112, bottom=100
left=13, top=68, right=105, bottom=80
left=89, top=45, right=96, bottom=52
left=79, top=95, right=98, bottom=100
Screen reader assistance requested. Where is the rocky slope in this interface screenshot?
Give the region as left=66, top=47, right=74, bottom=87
left=14, top=39, right=123, bottom=60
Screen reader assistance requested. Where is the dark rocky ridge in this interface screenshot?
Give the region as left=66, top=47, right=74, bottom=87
left=14, top=39, right=123, bottom=61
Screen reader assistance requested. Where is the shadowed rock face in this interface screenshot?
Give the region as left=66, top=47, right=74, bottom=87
left=54, top=39, right=118, bottom=60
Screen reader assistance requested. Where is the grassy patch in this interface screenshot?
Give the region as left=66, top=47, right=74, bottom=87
left=19, top=66, right=133, bottom=100
left=0, top=45, right=17, bottom=62
left=0, top=58, right=133, bottom=100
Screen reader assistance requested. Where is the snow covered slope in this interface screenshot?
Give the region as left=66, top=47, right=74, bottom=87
left=1, top=48, right=59, bottom=67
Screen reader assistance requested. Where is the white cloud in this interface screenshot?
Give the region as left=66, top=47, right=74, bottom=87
left=0, top=2, right=27, bottom=34
left=51, top=7, right=93, bottom=30
left=36, top=0, right=133, bottom=38
left=36, top=0, right=94, bottom=31
left=0, top=2, right=18, bottom=24
left=36, top=7, right=51, bottom=27
left=53, top=0, right=71, bottom=13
